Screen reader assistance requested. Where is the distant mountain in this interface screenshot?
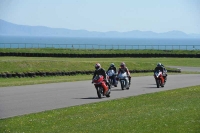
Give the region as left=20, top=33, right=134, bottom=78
left=0, top=19, right=200, bottom=38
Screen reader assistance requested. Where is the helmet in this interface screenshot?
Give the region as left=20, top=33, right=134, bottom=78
left=110, top=63, right=115, bottom=67
left=95, top=63, right=101, bottom=70
left=157, top=63, right=162, bottom=67
left=120, top=62, right=125, bottom=68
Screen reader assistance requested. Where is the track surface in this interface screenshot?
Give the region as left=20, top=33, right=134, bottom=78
left=1, top=72, right=200, bottom=119
left=168, top=66, right=200, bottom=72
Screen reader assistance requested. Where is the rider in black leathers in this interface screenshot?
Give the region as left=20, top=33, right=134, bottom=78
left=107, top=63, right=117, bottom=87
left=92, top=63, right=110, bottom=86
left=154, top=63, right=167, bottom=82
left=107, top=63, right=117, bottom=73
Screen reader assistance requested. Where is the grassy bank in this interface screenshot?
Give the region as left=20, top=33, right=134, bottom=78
left=1, top=57, right=200, bottom=73
left=0, top=85, right=199, bottom=133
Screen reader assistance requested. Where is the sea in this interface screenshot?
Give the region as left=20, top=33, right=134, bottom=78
left=0, top=36, right=200, bottom=50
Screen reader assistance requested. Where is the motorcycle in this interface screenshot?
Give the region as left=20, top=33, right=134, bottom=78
left=92, top=75, right=111, bottom=98
left=118, top=71, right=130, bottom=90
left=107, top=70, right=118, bottom=87
left=154, top=70, right=165, bottom=88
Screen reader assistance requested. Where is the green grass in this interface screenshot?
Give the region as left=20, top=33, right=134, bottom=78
left=0, top=85, right=199, bottom=133
left=1, top=57, right=200, bottom=74
left=0, top=74, right=91, bottom=87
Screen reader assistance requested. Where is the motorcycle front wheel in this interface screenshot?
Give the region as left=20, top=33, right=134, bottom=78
left=120, top=80, right=125, bottom=90
left=96, top=86, right=103, bottom=98
left=105, top=90, right=110, bottom=97
left=108, top=78, right=112, bottom=86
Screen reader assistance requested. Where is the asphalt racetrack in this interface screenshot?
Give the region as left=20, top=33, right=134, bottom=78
left=0, top=69, right=200, bottom=119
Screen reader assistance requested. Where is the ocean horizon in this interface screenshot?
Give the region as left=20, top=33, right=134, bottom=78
left=0, top=36, right=200, bottom=50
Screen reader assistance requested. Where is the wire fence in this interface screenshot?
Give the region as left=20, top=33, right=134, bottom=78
left=0, top=43, right=200, bottom=50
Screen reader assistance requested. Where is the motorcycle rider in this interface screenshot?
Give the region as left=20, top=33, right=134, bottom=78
left=154, top=63, right=166, bottom=86
left=107, top=63, right=117, bottom=87
left=92, top=63, right=110, bottom=95
left=117, top=62, right=131, bottom=85
left=107, top=63, right=117, bottom=73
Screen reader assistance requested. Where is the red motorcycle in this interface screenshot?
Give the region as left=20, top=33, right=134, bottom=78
left=154, top=70, right=165, bottom=88
left=92, top=75, right=110, bottom=98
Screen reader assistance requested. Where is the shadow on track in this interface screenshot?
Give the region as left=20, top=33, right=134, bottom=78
left=74, top=97, right=107, bottom=99
left=110, top=89, right=124, bottom=91
left=143, top=86, right=158, bottom=89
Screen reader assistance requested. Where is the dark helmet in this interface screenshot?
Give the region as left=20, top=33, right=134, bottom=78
left=110, top=63, right=115, bottom=67
left=157, top=63, right=162, bottom=67
left=95, top=63, right=101, bottom=70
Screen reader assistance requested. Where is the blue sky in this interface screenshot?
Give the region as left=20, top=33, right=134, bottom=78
left=0, top=0, right=200, bottom=34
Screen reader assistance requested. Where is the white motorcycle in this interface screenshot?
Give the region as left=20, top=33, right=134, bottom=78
left=107, top=70, right=118, bottom=87
left=118, top=71, right=130, bottom=90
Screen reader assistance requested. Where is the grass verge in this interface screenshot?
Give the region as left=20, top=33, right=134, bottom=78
left=0, top=85, right=199, bottom=133
left=1, top=57, right=200, bottom=73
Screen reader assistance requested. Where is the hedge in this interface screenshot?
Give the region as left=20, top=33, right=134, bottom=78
left=0, top=69, right=181, bottom=78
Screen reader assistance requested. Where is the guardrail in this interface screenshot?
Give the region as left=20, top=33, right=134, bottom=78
left=0, top=43, right=200, bottom=50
